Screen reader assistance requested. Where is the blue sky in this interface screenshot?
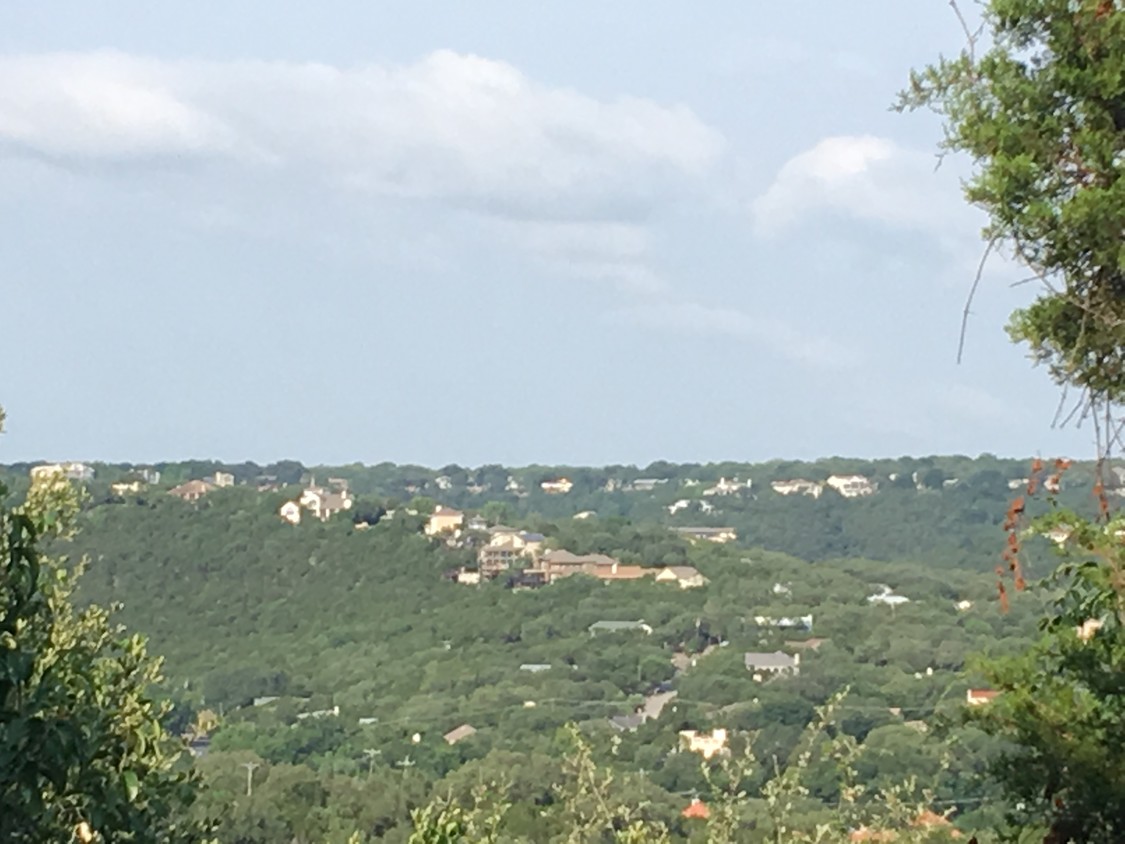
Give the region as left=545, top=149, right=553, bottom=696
left=0, top=2, right=1096, bottom=466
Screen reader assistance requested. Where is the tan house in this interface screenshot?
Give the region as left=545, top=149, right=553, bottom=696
left=655, top=566, right=708, bottom=589
left=298, top=486, right=354, bottom=522
left=169, top=479, right=217, bottom=502
left=425, top=506, right=464, bottom=536
left=540, top=478, right=574, bottom=494
left=213, top=471, right=235, bottom=488
left=679, top=728, right=729, bottom=760
left=532, top=550, right=653, bottom=584
left=443, top=724, right=477, bottom=745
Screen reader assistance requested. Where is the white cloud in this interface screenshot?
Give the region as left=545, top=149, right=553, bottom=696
left=751, top=135, right=970, bottom=238
left=618, top=300, right=861, bottom=370
left=0, top=50, right=725, bottom=223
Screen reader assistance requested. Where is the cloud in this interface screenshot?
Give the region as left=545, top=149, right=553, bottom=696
left=0, top=50, right=726, bottom=224
left=617, top=300, right=861, bottom=370
left=751, top=135, right=970, bottom=238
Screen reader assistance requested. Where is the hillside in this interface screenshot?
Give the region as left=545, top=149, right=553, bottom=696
left=32, top=461, right=1064, bottom=842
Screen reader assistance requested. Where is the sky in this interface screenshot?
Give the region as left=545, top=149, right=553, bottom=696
left=0, top=2, right=1098, bottom=466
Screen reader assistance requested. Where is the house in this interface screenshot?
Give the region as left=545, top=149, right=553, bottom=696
left=589, top=620, right=653, bottom=636
left=655, top=566, right=708, bottom=589
left=1007, top=478, right=1028, bottom=490
left=443, top=724, right=477, bottom=745
left=679, top=728, right=729, bottom=759
left=479, top=531, right=545, bottom=575
left=466, top=515, right=488, bottom=532
left=826, top=474, right=877, bottom=498
left=954, top=600, right=973, bottom=612
left=424, top=506, right=464, bottom=536
left=213, top=471, right=235, bottom=488
left=702, top=477, right=749, bottom=496
left=744, top=651, right=800, bottom=680
left=573, top=510, right=597, bottom=520
left=279, top=501, right=302, bottom=525
left=111, top=480, right=143, bottom=496
left=966, top=689, right=999, bottom=706
left=753, top=614, right=814, bottom=632
left=168, top=479, right=217, bottom=501
left=434, top=475, right=453, bottom=491
left=667, top=499, right=692, bottom=514
left=296, top=705, right=340, bottom=720
left=786, top=637, right=827, bottom=652
left=455, top=569, right=482, bottom=586
left=867, top=585, right=910, bottom=606
left=850, top=810, right=959, bottom=842
left=533, top=551, right=653, bottom=584
left=298, top=486, right=355, bottom=522
left=608, top=714, right=645, bottom=732
left=770, top=479, right=823, bottom=498
left=519, top=663, right=552, bottom=673
left=681, top=799, right=710, bottom=820
left=540, top=478, right=574, bottom=494
left=31, top=462, right=96, bottom=482
left=630, top=478, right=668, bottom=492
left=139, top=467, right=161, bottom=484
left=673, top=526, right=737, bottom=544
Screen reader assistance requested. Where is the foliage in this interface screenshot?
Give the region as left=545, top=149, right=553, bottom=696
left=0, top=423, right=210, bottom=842
left=898, top=0, right=1125, bottom=406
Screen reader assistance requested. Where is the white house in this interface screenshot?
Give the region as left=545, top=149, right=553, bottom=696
left=703, top=477, right=749, bottom=496
left=679, top=728, right=729, bottom=759
left=867, top=584, right=910, bottom=606
left=771, top=479, right=824, bottom=498
left=298, top=486, right=354, bottom=522
left=826, top=475, right=877, bottom=498
left=279, top=501, right=302, bottom=525
left=540, top=478, right=574, bottom=494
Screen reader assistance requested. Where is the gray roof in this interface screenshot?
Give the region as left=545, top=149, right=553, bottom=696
left=589, top=620, right=650, bottom=633
left=608, top=714, right=645, bottom=732
left=744, top=651, right=799, bottom=670
left=519, top=663, right=552, bottom=672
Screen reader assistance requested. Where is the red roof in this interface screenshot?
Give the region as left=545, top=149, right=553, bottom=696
left=681, top=799, right=709, bottom=819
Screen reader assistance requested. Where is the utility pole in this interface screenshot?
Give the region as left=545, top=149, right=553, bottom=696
left=362, top=748, right=381, bottom=778
left=396, top=755, right=415, bottom=778
left=241, top=761, right=261, bottom=797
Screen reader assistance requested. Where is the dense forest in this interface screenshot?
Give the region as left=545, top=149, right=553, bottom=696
left=0, top=455, right=1070, bottom=841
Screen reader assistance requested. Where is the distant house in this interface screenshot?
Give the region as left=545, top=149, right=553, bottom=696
left=168, top=479, right=217, bottom=502
left=443, top=724, right=477, bottom=745
left=589, top=620, right=653, bottom=636
left=213, top=471, right=235, bottom=488
left=966, top=689, right=999, bottom=706
left=786, top=637, right=827, bottom=652
left=608, top=713, right=646, bottom=732
left=655, top=566, right=708, bottom=589
left=826, top=474, right=877, bottom=498
left=296, top=705, right=340, bottom=720
left=702, top=477, right=749, bottom=496
left=679, top=728, right=729, bottom=759
left=111, top=480, right=144, bottom=496
left=279, top=500, right=302, bottom=525
left=630, top=478, right=668, bottom=492
left=770, top=479, right=823, bottom=498
left=867, top=585, right=910, bottom=606
left=139, top=467, right=162, bottom=484
left=30, top=462, right=95, bottom=482
left=479, top=531, right=545, bottom=576
left=744, top=651, right=800, bottom=681
left=954, top=600, right=973, bottom=612
left=519, top=663, right=552, bottom=673
left=673, top=526, right=737, bottom=544
left=434, top=475, right=453, bottom=491
left=540, top=478, right=574, bottom=494
left=667, top=499, right=692, bottom=514
left=573, top=510, right=597, bottom=520
left=533, top=551, right=653, bottom=584
left=753, top=614, right=813, bottom=632
left=455, top=569, right=482, bottom=586
left=681, top=799, right=710, bottom=820
left=297, top=486, right=355, bottom=522
left=425, top=506, right=464, bottom=536
left=466, top=515, right=488, bottom=532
